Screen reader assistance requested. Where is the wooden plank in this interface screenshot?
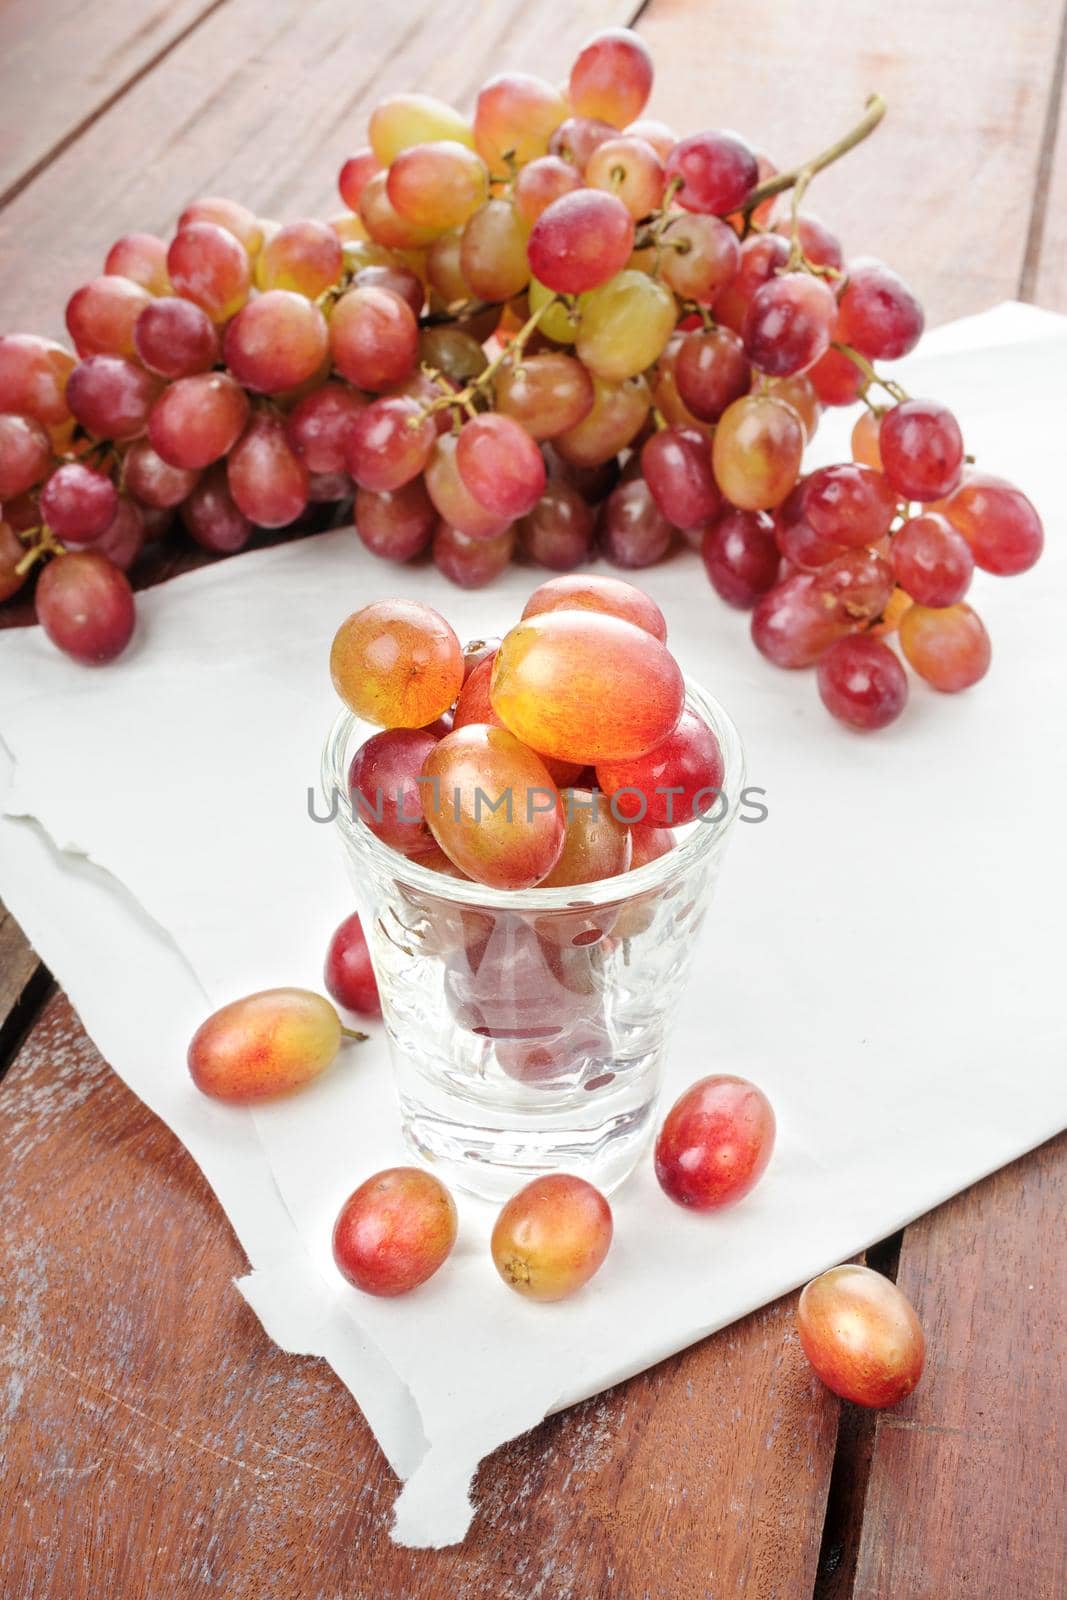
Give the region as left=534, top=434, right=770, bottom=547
left=0, top=992, right=840, bottom=1599
left=637, top=0, right=1065, bottom=325
left=851, top=1133, right=1067, bottom=1599
left=0, top=905, right=47, bottom=1068
left=1026, top=2, right=1067, bottom=309
left=0, top=0, right=227, bottom=204
left=0, top=0, right=632, bottom=340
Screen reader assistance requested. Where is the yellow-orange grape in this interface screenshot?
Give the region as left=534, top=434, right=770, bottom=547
left=898, top=602, right=991, bottom=692
left=712, top=394, right=804, bottom=510
left=368, top=93, right=475, bottom=165
left=553, top=372, right=650, bottom=467
left=421, top=724, right=565, bottom=889
left=521, top=572, right=667, bottom=641
left=528, top=276, right=579, bottom=343
left=426, top=231, right=474, bottom=303
left=187, top=988, right=343, bottom=1102
left=330, top=598, right=465, bottom=726
left=65, top=275, right=153, bottom=359
left=177, top=196, right=263, bottom=257
left=585, top=136, right=665, bottom=218
left=568, top=29, right=653, bottom=128
left=460, top=199, right=530, bottom=302
left=491, top=610, right=684, bottom=764
left=255, top=218, right=344, bottom=296
left=576, top=270, right=676, bottom=382
left=333, top=1168, right=457, bottom=1297
left=851, top=408, right=884, bottom=469
left=540, top=789, right=632, bottom=886
left=387, top=141, right=489, bottom=231
left=491, top=1174, right=613, bottom=1301
left=798, top=1265, right=925, bottom=1408
left=359, top=171, right=441, bottom=250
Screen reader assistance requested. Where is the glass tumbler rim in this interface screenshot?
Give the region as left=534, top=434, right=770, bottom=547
left=321, top=674, right=745, bottom=911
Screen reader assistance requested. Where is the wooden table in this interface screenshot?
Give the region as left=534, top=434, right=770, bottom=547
left=1, top=2, right=1064, bottom=1594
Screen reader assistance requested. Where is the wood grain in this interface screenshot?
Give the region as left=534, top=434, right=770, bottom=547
left=0, top=0, right=226, bottom=204
left=637, top=0, right=1065, bottom=325
left=0, top=0, right=633, bottom=340
left=0, top=906, right=46, bottom=1067
left=0, top=993, right=840, bottom=1600
left=853, top=1134, right=1067, bottom=1599
left=1027, top=3, right=1067, bottom=309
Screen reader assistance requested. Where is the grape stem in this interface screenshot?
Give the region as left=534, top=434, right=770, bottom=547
left=340, top=1026, right=369, bottom=1043
left=415, top=294, right=560, bottom=422
left=13, top=524, right=64, bottom=577
left=742, top=93, right=888, bottom=217
left=831, top=341, right=910, bottom=404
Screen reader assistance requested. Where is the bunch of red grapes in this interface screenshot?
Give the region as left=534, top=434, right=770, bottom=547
left=0, top=27, right=1043, bottom=729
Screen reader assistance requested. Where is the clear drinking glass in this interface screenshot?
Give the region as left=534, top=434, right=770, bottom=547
left=322, top=679, right=744, bottom=1200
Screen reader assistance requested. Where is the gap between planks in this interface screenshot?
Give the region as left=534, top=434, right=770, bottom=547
left=1019, top=0, right=1067, bottom=298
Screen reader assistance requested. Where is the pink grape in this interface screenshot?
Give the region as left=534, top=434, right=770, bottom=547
left=425, top=433, right=511, bottom=539
left=938, top=471, right=1044, bottom=576
left=880, top=399, right=964, bottom=502
left=674, top=327, right=751, bottom=421
left=0, top=413, right=52, bottom=499
left=40, top=463, right=118, bottom=542
left=177, top=196, right=263, bottom=256
left=816, top=635, right=908, bottom=730
left=803, top=463, right=898, bottom=547
left=433, top=521, right=515, bottom=587
left=181, top=465, right=253, bottom=553
left=66, top=355, right=159, bottom=440
left=387, top=140, right=489, bottom=231
left=93, top=497, right=145, bottom=571
left=348, top=727, right=439, bottom=856
left=66, top=275, right=153, bottom=358
left=641, top=425, right=721, bottom=529
left=712, top=394, right=804, bottom=510
left=899, top=602, right=991, bottom=692
left=338, top=148, right=381, bottom=211
left=809, top=346, right=866, bottom=408
left=526, top=190, right=634, bottom=295
left=460, top=199, right=530, bottom=301
left=494, top=353, right=594, bottom=440
left=585, top=136, right=665, bottom=217
left=553, top=373, right=650, bottom=468
left=838, top=257, right=924, bottom=360
left=665, top=130, right=758, bottom=215
left=355, top=479, right=436, bottom=561
left=227, top=413, right=309, bottom=527
left=124, top=438, right=200, bottom=508
left=324, top=912, right=381, bottom=1019
left=518, top=482, right=595, bottom=569
left=223, top=290, right=329, bottom=393
left=0, top=335, right=76, bottom=429
left=550, top=115, right=616, bottom=168
left=359, top=171, right=439, bottom=250
left=167, top=222, right=251, bottom=322
left=597, top=709, right=724, bottom=825
left=702, top=507, right=780, bottom=607
left=285, top=383, right=365, bottom=475
left=891, top=513, right=974, bottom=606
left=35, top=551, right=135, bottom=664
left=148, top=373, right=250, bottom=469
left=714, top=232, right=789, bottom=333
left=659, top=213, right=740, bottom=305
left=133, top=296, right=220, bottom=378
left=568, top=28, right=653, bottom=127
left=329, top=285, right=418, bottom=391
left=308, top=470, right=352, bottom=503
left=600, top=478, right=674, bottom=567
left=474, top=73, right=567, bottom=169
left=455, top=413, right=546, bottom=519
left=751, top=550, right=892, bottom=668
left=346, top=396, right=435, bottom=492
left=771, top=212, right=844, bottom=271
left=743, top=273, right=837, bottom=376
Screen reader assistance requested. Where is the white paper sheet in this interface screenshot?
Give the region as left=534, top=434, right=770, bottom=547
left=2, top=303, right=1064, bottom=1545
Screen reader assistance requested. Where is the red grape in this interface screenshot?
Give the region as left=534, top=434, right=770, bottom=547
left=355, top=480, right=435, bottom=562
left=655, top=1075, right=776, bottom=1210
left=148, top=372, right=250, bottom=469
left=0, top=413, right=52, bottom=499
left=425, top=433, right=511, bottom=539
left=743, top=273, right=837, bottom=376
left=348, top=727, right=439, bottom=856
left=338, top=148, right=381, bottom=211
left=35, top=551, right=135, bottom=664
left=223, top=290, right=329, bottom=393
left=891, top=512, right=974, bottom=606
left=124, top=438, right=200, bottom=508
left=513, top=156, right=582, bottom=226
left=177, top=196, right=263, bottom=256
left=808, top=345, right=865, bottom=407
left=880, top=399, right=964, bottom=502
left=527, top=190, right=635, bottom=295
left=285, top=382, right=365, bottom=475
left=227, top=412, right=309, bottom=527
left=418, top=325, right=485, bottom=383
left=0, top=335, right=76, bottom=429
left=66, top=275, right=153, bottom=358
left=256, top=218, right=344, bottom=297
left=713, top=232, right=790, bottom=333
left=334, top=1168, right=456, bottom=1297
left=641, top=425, right=721, bottom=529
left=803, top=462, right=898, bottom=547
left=702, top=507, right=780, bottom=607
left=771, top=212, right=844, bottom=271
left=0, top=520, right=29, bottom=602
left=347, top=396, right=435, bottom=492
left=491, top=1173, right=612, bottom=1301
left=329, top=285, right=418, bottom=391
left=658, top=212, right=740, bottom=305
left=898, top=602, right=991, bottom=691
left=665, top=130, right=758, bottom=215
left=938, top=471, right=1044, bottom=576
left=837, top=257, right=924, bottom=360
left=66, top=355, right=159, bottom=440
left=455, top=413, right=546, bottom=519
left=674, top=327, right=751, bottom=421
left=816, top=634, right=908, bottom=730
left=752, top=572, right=854, bottom=668
left=167, top=222, right=251, bottom=322
left=330, top=599, right=464, bottom=727
left=359, top=171, right=439, bottom=250
left=104, top=232, right=170, bottom=294
left=93, top=497, right=145, bottom=572
left=600, top=478, right=674, bottom=567
left=180, top=465, right=252, bottom=553
left=40, top=462, right=118, bottom=542
left=712, top=394, right=804, bottom=510
left=851, top=409, right=884, bottom=470
left=432, top=520, right=515, bottom=587
left=388, top=140, right=489, bottom=231
left=133, top=296, right=220, bottom=378
left=494, top=353, right=594, bottom=440
left=518, top=481, right=595, bottom=569
left=324, top=911, right=381, bottom=1018
left=585, top=135, right=665, bottom=218
left=798, top=1265, right=924, bottom=1408
left=597, top=709, right=724, bottom=825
